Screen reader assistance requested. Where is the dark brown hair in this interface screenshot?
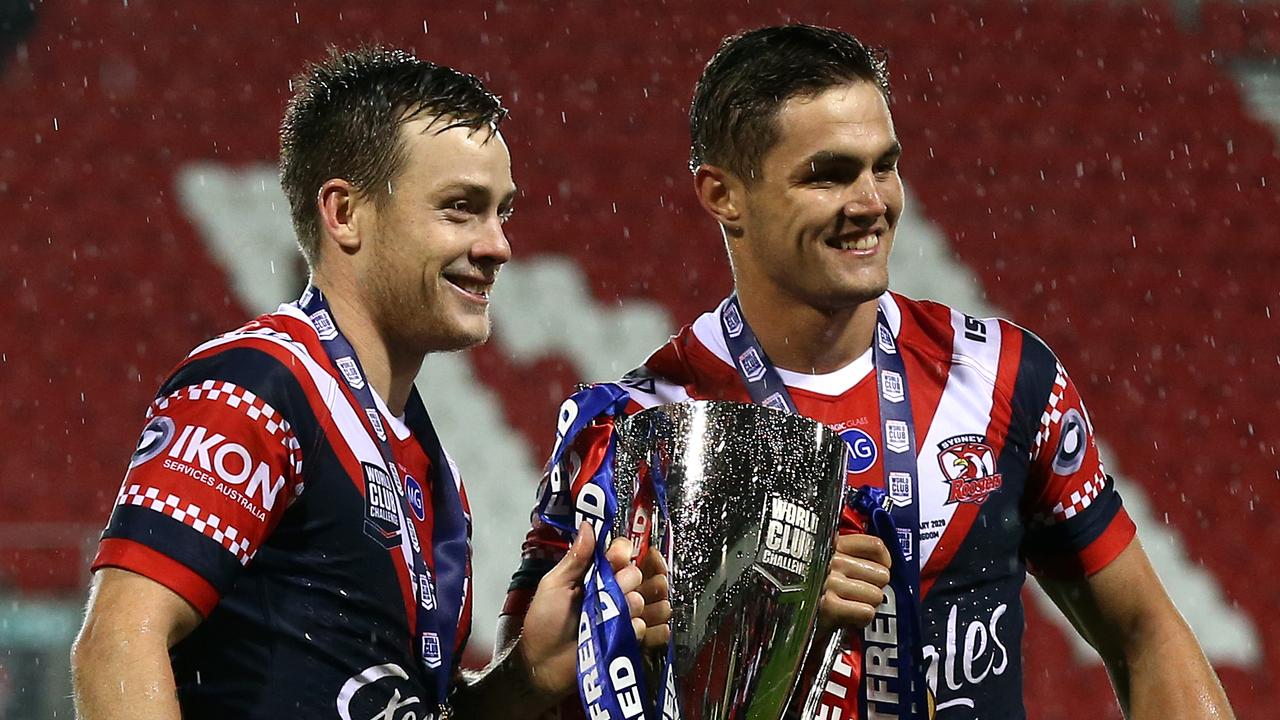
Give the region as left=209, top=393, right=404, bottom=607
left=689, top=24, right=890, bottom=182
left=279, top=46, right=508, bottom=263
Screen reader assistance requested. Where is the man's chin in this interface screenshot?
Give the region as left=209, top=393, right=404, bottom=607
left=422, top=321, right=492, bottom=354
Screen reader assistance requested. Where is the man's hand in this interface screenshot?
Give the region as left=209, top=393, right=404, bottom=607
left=817, top=532, right=892, bottom=633
left=633, top=542, right=672, bottom=649
left=514, top=523, right=668, bottom=700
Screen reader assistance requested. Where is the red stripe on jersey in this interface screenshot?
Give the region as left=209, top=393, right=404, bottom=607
left=897, top=299, right=958, bottom=455
left=921, top=323, right=1023, bottom=598
left=94, top=537, right=221, bottom=615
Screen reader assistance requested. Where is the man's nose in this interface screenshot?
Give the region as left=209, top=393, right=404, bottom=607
left=473, top=219, right=512, bottom=267
left=843, top=174, right=887, bottom=219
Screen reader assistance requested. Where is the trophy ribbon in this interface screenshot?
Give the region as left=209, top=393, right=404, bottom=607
left=536, top=383, right=678, bottom=720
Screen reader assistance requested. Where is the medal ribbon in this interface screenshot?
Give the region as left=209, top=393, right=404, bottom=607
left=718, top=293, right=927, bottom=720
left=296, top=287, right=467, bottom=713
left=535, top=383, right=681, bottom=720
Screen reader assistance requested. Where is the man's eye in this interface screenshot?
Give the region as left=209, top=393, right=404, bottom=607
left=448, top=200, right=470, bottom=212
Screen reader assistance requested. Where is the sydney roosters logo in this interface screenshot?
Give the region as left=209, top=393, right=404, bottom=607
left=937, top=435, right=1003, bottom=505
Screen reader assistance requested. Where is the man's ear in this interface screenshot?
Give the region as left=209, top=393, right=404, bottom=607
left=317, top=179, right=365, bottom=254
left=692, top=164, right=746, bottom=235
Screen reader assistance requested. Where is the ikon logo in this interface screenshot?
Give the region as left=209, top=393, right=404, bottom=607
left=166, top=424, right=286, bottom=511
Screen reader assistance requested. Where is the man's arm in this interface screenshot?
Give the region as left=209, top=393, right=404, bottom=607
left=71, top=568, right=203, bottom=720
left=1039, top=537, right=1233, bottom=719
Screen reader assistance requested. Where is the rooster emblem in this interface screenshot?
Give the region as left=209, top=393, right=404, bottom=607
left=937, top=436, right=1003, bottom=505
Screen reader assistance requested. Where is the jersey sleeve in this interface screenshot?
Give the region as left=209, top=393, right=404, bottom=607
left=1022, top=355, right=1136, bottom=579
left=92, top=377, right=303, bottom=615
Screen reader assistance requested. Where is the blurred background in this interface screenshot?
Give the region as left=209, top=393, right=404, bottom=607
left=0, top=0, right=1276, bottom=717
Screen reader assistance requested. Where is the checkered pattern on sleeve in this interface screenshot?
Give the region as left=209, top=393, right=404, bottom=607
left=116, top=484, right=255, bottom=564
left=1029, top=470, right=1109, bottom=528
left=149, top=380, right=304, bottom=489
left=1033, top=362, right=1069, bottom=459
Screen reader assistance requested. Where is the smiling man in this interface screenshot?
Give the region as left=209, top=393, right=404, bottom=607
left=70, top=47, right=665, bottom=720
left=501, top=25, right=1232, bottom=719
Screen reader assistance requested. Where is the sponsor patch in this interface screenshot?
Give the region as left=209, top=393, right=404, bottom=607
left=937, top=434, right=1004, bottom=505
left=419, top=568, right=437, bottom=611
left=888, top=470, right=913, bottom=506
left=840, top=427, right=878, bottom=474
left=723, top=301, right=745, bottom=337
left=757, top=494, right=818, bottom=586
left=884, top=419, right=910, bottom=454
left=310, top=309, right=338, bottom=341
left=421, top=632, right=442, bottom=669
left=737, top=347, right=767, bottom=383
left=365, top=408, right=387, bottom=442
left=362, top=462, right=402, bottom=549
left=880, top=369, right=905, bottom=403
left=877, top=324, right=897, bottom=354
left=762, top=392, right=790, bottom=411
left=897, top=527, right=913, bottom=561
left=405, top=474, right=426, bottom=521
left=130, top=415, right=176, bottom=468
left=336, top=356, right=365, bottom=390
left=1051, top=408, right=1088, bottom=476
left=161, top=423, right=286, bottom=517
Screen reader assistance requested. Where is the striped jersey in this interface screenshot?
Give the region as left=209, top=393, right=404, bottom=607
left=507, top=292, right=1135, bottom=719
left=92, top=304, right=471, bottom=720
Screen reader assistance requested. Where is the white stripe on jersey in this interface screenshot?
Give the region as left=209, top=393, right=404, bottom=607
left=190, top=306, right=425, bottom=605
left=878, top=292, right=904, bottom=337
left=621, top=367, right=692, bottom=409
left=915, top=310, right=1004, bottom=566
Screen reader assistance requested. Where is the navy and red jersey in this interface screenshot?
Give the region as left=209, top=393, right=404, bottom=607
left=92, top=304, right=472, bottom=719
left=506, top=292, right=1135, bottom=719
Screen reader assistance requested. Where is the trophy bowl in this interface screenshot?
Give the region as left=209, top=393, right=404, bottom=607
left=611, top=400, right=849, bottom=719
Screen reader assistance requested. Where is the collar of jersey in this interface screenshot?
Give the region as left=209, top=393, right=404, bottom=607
left=278, top=300, right=413, bottom=441
left=692, top=294, right=890, bottom=397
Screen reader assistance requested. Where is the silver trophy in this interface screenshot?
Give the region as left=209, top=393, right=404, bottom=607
left=612, top=400, right=849, bottom=719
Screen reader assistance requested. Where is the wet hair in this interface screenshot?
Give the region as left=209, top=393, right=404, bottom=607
left=688, top=24, right=890, bottom=181
left=279, top=46, right=508, bottom=264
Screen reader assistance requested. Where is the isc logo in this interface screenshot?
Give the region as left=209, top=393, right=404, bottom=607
left=166, top=424, right=285, bottom=511
left=840, top=427, right=878, bottom=475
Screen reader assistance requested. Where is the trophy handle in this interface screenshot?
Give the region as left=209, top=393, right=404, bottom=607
left=791, top=629, right=847, bottom=719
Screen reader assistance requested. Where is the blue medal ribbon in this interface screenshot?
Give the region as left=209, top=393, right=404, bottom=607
left=718, top=293, right=928, bottom=720
left=296, top=287, right=467, bottom=714
left=536, top=383, right=681, bottom=720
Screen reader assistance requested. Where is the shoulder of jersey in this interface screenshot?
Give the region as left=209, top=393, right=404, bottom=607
left=157, top=305, right=336, bottom=409
left=889, top=291, right=1057, bottom=376
left=613, top=324, right=703, bottom=411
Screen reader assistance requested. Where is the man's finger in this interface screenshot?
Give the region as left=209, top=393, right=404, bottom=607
left=824, top=574, right=887, bottom=608
left=606, top=537, right=635, bottom=572
left=819, top=592, right=879, bottom=630
left=642, top=623, right=671, bottom=648
left=835, top=532, right=892, bottom=569
left=544, top=522, right=596, bottom=585
left=641, top=599, right=672, bottom=628
left=637, top=545, right=668, bottom=576
left=615, top=564, right=643, bottom=595
left=637, top=571, right=669, bottom=604
left=828, top=554, right=891, bottom=589
left=626, top=590, right=644, bottom=619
